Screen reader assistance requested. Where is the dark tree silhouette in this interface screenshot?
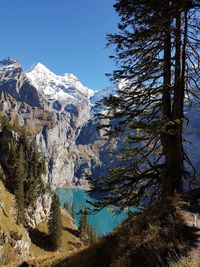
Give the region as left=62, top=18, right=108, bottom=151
left=48, top=194, right=62, bottom=250
left=88, top=0, right=200, bottom=212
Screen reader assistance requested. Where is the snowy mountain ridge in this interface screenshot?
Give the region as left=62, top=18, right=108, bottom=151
left=26, top=62, right=95, bottom=104
left=0, top=57, right=116, bottom=109
left=0, top=57, right=21, bottom=76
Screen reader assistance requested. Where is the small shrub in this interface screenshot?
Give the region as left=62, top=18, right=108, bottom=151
left=0, top=227, right=6, bottom=246
left=0, top=232, right=5, bottom=245
left=9, top=230, right=22, bottom=241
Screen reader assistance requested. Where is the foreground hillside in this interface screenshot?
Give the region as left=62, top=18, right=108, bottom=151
left=0, top=179, right=81, bottom=266
left=49, top=190, right=200, bottom=267
left=0, top=115, right=81, bottom=266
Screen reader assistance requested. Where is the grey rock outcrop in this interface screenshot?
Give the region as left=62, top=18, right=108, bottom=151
left=0, top=58, right=40, bottom=107
left=0, top=58, right=111, bottom=189
left=26, top=193, right=52, bottom=228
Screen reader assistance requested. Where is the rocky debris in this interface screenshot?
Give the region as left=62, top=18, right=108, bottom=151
left=14, top=238, right=30, bottom=258
left=26, top=193, right=52, bottom=228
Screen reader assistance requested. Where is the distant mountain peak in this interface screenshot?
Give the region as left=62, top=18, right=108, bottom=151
left=29, top=62, right=54, bottom=75
left=0, top=57, right=18, bottom=66
left=0, top=57, right=20, bottom=69
left=26, top=62, right=94, bottom=101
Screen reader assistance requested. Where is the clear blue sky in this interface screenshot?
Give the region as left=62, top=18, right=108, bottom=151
left=0, top=0, right=118, bottom=90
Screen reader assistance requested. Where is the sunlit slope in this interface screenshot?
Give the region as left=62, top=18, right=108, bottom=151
left=52, top=191, right=200, bottom=267
left=0, top=177, right=82, bottom=266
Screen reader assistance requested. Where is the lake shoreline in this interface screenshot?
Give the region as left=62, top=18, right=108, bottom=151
left=54, top=187, right=127, bottom=236
left=53, top=183, right=91, bottom=191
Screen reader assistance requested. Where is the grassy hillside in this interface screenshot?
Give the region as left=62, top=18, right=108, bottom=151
left=0, top=179, right=31, bottom=266
left=51, top=191, right=200, bottom=267
left=0, top=179, right=81, bottom=266
left=27, top=208, right=82, bottom=266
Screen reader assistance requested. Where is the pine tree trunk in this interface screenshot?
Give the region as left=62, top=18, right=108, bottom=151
left=161, top=0, right=173, bottom=198
left=161, top=131, right=183, bottom=198
left=161, top=4, right=184, bottom=198
left=171, top=9, right=184, bottom=194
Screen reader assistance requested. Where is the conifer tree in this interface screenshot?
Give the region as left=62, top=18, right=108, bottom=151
left=15, top=144, right=25, bottom=224
left=0, top=114, right=47, bottom=223
left=89, top=0, right=200, bottom=211
left=71, top=201, right=76, bottom=219
left=64, top=201, right=71, bottom=213
left=79, top=207, right=98, bottom=245
left=5, top=138, right=17, bottom=191
left=88, top=224, right=98, bottom=244
left=24, top=138, right=46, bottom=206
left=79, top=208, right=88, bottom=245
left=48, top=194, right=62, bottom=250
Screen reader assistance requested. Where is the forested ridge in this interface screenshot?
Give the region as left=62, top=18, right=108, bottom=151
left=0, top=114, right=96, bottom=265
left=0, top=115, right=46, bottom=225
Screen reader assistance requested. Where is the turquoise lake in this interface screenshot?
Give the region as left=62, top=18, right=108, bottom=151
left=54, top=188, right=128, bottom=236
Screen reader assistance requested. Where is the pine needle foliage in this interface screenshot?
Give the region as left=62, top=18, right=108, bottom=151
left=79, top=207, right=98, bottom=245
left=88, top=0, right=200, bottom=212
left=0, top=115, right=47, bottom=224
left=48, top=194, right=62, bottom=251
left=64, top=201, right=71, bottom=213
left=14, top=144, right=26, bottom=224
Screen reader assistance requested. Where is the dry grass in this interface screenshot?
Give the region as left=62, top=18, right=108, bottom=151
left=0, top=180, right=81, bottom=266
left=52, top=196, right=198, bottom=267
left=0, top=180, right=31, bottom=266
left=27, top=208, right=82, bottom=266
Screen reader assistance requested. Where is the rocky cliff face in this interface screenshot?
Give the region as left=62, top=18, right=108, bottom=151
left=1, top=57, right=199, bottom=189
left=0, top=57, right=113, bottom=188
left=0, top=57, right=40, bottom=107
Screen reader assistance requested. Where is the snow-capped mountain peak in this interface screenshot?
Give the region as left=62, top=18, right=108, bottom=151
left=0, top=57, right=21, bottom=73
left=0, top=57, right=18, bottom=67
left=30, top=62, right=54, bottom=75
left=63, top=73, right=78, bottom=80
left=26, top=63, right=95, bottom=102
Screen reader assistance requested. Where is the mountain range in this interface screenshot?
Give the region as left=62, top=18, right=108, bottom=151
left=0, top=57, right=200, bottom=189
left=0, top=57, right=118, bottom=188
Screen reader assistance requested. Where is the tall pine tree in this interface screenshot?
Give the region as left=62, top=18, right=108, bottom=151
left=15, top=144, right=25, bottom=225
left=71, top=201, right=76, bottom=219
left=79, top=207, right=97, bottom=245
left=89, top=0, right=200, bottom=212
left=48, top=194, right=62, bottom=251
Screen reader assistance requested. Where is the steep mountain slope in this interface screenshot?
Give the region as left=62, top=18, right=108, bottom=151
left=26, top=62, right=94, bottom=123
left=0, top=57, right=40, bottom=107
left=0, top=179, right=31, bottom=265
left=52, top=191, right=200, bottom=267
left=0, top=57, right=199, bottom=189
left=0, top=178, right=81, bottom=266
left=27, top=63, right=94, bottom=101
left=0, top=58, right=114, bottom=188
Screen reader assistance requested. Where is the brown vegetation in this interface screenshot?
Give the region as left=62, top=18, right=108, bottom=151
left=51, top=191, right=200, bottom=267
